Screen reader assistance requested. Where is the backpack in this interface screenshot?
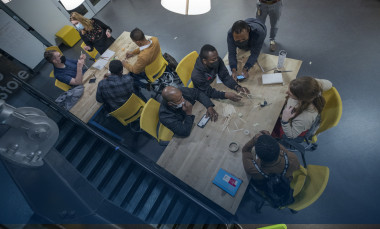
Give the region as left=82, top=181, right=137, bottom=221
left=163, top=52, right=178, bottom=71
left=252, top=150, right=295, bottom=209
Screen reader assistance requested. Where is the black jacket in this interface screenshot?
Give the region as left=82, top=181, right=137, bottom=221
left=81, top=18, right=115, bottom=54
left=159, top=87, right=214, bottom=137
left=191, top=56, right=239, bottom=99
left=227, top=18, right=267, bottom=71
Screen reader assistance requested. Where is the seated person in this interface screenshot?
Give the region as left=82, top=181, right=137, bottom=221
left=191, top=44, right=250, bottom=102
left=44, top=50, right=86, bottom=86
left=227, top=18, right=266, bottom=80
left=122, top=27, right=161, bottom=75
left=96, top=60, right=145, bottom=113
left=242, top=131, right=300, bottom=190
left=159, top=86, right=218, bottom=137
left=273, top=77, right=333, bottom=140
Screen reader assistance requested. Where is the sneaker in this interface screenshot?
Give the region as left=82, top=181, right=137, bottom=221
left=270, top=40, right=277, bottom=52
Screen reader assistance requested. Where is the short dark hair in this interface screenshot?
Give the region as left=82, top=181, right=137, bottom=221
left=255, top=135, right=280, bottom=162
left=231, top=20, right=250, bottom=34
left=200, top=44, right=217, bottom=60
left=44, top=50, right=56, bottom=63
left=109, top=60, right=123, bottom=75
left=130, top=28, right=145, bottom=41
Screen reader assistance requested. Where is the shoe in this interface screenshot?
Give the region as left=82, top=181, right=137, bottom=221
left=270, top=40, right=277, bottom=52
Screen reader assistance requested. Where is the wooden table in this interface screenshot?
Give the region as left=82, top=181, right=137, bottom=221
left=70, top=31, right=140, bottom=123
left=157, top=53, right=302, bottom=214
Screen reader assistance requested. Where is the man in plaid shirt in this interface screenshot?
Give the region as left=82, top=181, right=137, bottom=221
left=96, top=60, right=145, bottom=112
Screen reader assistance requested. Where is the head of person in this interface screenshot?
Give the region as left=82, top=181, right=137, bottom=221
left=44, top=50, right=65, bottom=65
left=70, top=12, right=93, bottom=32
left=109, top=60, right=123, bottom=76
left=130, top=28, right=146, bottom=47
left=287, top=76, right=326, bottom=117
left=255, top=135, right=280, bottom=163
left=162, top=86, right=186, bottom=109
left=231, top=20, right=251, bottom=47
left=200, top=44, right=219, bottom=69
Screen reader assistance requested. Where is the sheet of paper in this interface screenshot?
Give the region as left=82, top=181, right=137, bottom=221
left=262, top=73, right=283, bottom=85
left=92, top=49, right=115, bottom=70
left=216, top=74, right=222, bottom=84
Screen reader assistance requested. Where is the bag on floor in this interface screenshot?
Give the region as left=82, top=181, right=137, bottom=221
left=163, top=52, right=178, bottom=71
left=55, top=85, right=84, bottom=110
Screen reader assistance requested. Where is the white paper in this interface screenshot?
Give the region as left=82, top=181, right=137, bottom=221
left=92, top=49, right=115, bottom=70
left=262, top=73, right=283, bottom=85
left=216, top=74, right=222, bottom=84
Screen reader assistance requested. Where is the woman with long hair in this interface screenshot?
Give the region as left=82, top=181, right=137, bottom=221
left=274, top=76, right=332, bottom=140
left=70, top=12, right=115, bottom=55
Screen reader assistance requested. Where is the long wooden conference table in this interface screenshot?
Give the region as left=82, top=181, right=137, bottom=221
left=157, top=53, right=302, bottom=214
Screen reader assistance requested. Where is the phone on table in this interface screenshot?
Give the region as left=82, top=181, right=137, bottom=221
left=89, top=77, right=96, bottom=83
left=237, top=75, right=246, bottom=82
left=197, top=114, right=210, bottom=128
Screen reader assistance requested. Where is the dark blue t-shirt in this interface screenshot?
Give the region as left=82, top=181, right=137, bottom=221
left=54, top=59, right=86, bottom=85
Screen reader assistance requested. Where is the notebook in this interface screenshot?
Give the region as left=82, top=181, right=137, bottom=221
left=92, top=49, right=115, bottom=70
left=213, top=168, right=242, bottom=196
left=262, top=73, right=283, bottom=85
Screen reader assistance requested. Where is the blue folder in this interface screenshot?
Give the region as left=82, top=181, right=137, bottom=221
left=213, top=168, right=242, bottom=196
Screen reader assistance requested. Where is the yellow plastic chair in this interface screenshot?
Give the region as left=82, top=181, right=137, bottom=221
left=176, top=51, right=198, bottom=88
left=145, top=51, right=168, bottom=83
left=55, top=25, right=81, bottom=47
left=258, top=224, right=287, bottom=229
left=81, top=42, right=98, bottom=60
left=109, top=94, right=146, bottom=126
left=290, top=166, right=307, bottom=197
left=140, top=98, right=173, bottom=142
left=286, top=165, right=330, bottom=212
left=45, top=46, right=72, bottom=91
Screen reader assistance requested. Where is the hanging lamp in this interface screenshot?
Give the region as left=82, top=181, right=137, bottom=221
left=60, top=0, right=85, bottom=11
left=161, top=0, right=211, bottom=15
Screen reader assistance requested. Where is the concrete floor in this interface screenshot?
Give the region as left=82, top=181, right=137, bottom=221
left=2, top=0, right=380, bottom=225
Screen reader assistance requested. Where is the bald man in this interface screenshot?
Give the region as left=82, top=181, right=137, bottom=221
left=159, top=86, right=218, bottom=137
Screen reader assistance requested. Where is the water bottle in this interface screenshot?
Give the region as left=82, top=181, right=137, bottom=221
left=277, top=50, right=287, bottom=69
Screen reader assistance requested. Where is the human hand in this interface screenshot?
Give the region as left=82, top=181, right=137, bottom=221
left=225, top=92, right=242, bottom=102
left=242, top=69, right=250, bottom=79
left=125, top=52, right=134, bottom=59
left=237, top=86, right=250, bottom=94
left=231, top=69, right=238, bottom=82
left=282, top=105, right=296, bottom=122
left=84, top=46, right=91, bottom=51
left=79, top=53, right=86, bottom=60
left=182, top=100, right=193, bottom=115
left=206, top=107, right=218, bottom=122
left=106, top=29, right=111, bottom=38
left=104, top=72, right=111, bottom=78
left=259, top=130, right=271, bottom=135
left=77, top=59, right=84, bottom=68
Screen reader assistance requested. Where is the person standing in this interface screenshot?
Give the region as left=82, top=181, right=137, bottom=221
left=256, top=0, right=283, bottom=52
left=70, top=12, right=115, bottom=55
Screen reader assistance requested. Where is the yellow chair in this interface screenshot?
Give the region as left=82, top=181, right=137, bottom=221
left=55, top=25, right=81, bottom=47
left=286, top=165, right=330, bottom=212
left=45, top=46, right=72, bottom=91
left=290, top=166, right=307, bottom=197
left=81, top=42, right=98, bottom=60
left=140, top=98, right=173, bottom=142
left=109, top=94, right=146, bottom=126
left=145, top=51, right=168, bottom=83
left=258, top=225, right=287, bottom=229
left=176, top=51, right=198, bottom=88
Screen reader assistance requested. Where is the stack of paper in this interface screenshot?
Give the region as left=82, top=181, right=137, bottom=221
left=92, top=49, right=115, bottom=70
left=262, top=73, right=283, bottom=85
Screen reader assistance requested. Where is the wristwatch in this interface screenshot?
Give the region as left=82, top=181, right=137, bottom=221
left=281, top=120, right=289, bottom=125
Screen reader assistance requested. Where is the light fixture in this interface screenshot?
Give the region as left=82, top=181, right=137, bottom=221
left=60, top=0, right=85, bottom=11
left=161, top=0, right=211, bottom=15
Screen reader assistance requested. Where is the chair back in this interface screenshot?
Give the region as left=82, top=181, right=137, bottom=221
left=55, top=79, right=71, bottom=91
left=315, top=87, right=342, bottom=135
left=257, top=224, right=287, bottom=229
left=290, top=165, right=308, bottom=197
left=287, top=165, right=329, bottom=211
left=145, top=51, right=168, bottom=83
left=81, top=42, right=98, bottom=59
left=109, top=93, right=146, bottom=126
left=140, top=98, right=173, bottom=142
left=176, top=51, right=198, bottom=88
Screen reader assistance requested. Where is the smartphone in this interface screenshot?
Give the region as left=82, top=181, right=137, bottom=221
left=237, top=75, right=246, bottom=82
left=89, top=77, right=96, bottom=83
left=197, top=114, right=210, bottom=128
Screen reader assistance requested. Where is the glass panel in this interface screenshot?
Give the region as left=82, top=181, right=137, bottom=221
left=89, top=0, right=100, bottom=6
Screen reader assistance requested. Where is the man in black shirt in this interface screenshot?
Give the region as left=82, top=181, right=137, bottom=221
left=191, top=44, right=250, bottom=102
left=159, top=86, right=218, bottom=137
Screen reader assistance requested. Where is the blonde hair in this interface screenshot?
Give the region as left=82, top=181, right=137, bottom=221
left=70, top=12, right=93, bottom=32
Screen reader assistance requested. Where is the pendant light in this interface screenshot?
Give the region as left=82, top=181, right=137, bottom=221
left=60, top=0, right=85, bottom=11
left=161, top=0, right=211, bottom=15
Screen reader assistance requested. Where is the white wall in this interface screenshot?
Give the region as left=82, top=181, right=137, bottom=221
left=6, top=0, right=72, bottom=46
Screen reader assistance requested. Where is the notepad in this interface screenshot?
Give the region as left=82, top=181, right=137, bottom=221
left=213, top=168, right=242, bottom=196
left=92, top=49, right=115, bottom=70
left=262, top=73, right=283, bottom=85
